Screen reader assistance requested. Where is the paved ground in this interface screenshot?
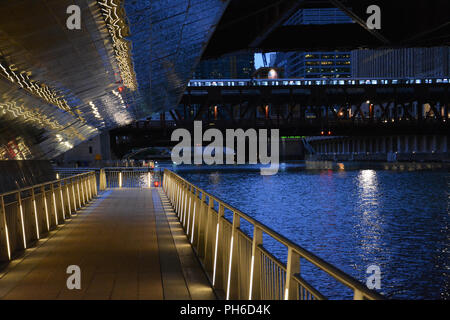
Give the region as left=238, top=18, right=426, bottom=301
left=0, top=188, right=215, bottom=300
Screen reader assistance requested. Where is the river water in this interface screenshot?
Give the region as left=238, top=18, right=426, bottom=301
left=162, top=162, right=449, bottom=299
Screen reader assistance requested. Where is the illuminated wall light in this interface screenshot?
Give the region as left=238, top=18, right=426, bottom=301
left=147, top=172, right=151, bottom=188
left=119, top=172, right=122, bottom=188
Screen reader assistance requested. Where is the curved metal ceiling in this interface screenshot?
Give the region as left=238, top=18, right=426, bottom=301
left=0, top=0, right=229, bottom=160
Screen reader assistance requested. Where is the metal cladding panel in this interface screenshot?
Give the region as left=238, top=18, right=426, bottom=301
left=124, top=0, right=229, bottom=118
left=0, top=0, right=228, bottom=160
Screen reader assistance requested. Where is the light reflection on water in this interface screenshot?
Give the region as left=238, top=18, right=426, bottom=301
left=171, top=164, right=449, bottom=299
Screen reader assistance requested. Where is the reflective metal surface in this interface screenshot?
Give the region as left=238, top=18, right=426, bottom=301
left=0, top=0, right=229, bottom=159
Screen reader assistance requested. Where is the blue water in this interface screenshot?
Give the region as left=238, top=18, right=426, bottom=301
left=163, top=162, right=449, bottom=300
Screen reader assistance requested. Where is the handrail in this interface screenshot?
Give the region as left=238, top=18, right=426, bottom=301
left=0, top=171, right=97, bottom=262
left=163, top=169, right=383, bottom=300
left=0, top=171, right=94, bottom=198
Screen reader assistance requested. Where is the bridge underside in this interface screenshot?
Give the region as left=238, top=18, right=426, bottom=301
left=0, top=0, right=228, bottom=160
left=1, top=0, right=449, bottom=161
left=204, top=0, right=450, bottom=58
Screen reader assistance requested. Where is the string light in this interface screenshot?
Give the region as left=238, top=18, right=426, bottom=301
left=97, top=0, right=137, bottom=91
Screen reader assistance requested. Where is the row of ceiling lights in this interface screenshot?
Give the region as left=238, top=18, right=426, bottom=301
left=98, top=0, right=137, bottom=91
left=0, top=61, right=79, bottom=119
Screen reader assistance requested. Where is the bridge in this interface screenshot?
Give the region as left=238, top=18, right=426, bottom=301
left=0, top=168, right=382, bottom=300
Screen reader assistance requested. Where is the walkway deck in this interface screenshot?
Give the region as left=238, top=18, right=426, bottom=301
left=0, top=188, right=215, bottom=300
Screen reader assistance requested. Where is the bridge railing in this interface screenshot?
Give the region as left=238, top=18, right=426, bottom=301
left=163, top=169, right=383, bottom=300
left=0, top=171, right=97, bottom=262
left=54, top=167, right=163, bottom=190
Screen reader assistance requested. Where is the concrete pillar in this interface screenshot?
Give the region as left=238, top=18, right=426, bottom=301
left=404, top=136, right=409, bottom=153
left=397, top=136, right=402, bottom=153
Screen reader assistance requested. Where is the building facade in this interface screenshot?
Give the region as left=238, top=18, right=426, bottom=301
left=193, top=53, right=255, bottom=79
left=351, top=47, right=450, bottom=78
left=275, top=8, right=353, bottom=78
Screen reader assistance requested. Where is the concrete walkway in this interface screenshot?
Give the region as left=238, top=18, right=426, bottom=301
left=0, top=188, right=215, bottom=300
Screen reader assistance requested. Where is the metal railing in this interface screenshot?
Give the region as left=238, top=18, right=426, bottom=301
left=0, top=171, right=97, bottom=262
left=163, top=170, right=383, bottom=300
left=54, top=167, right=163, bottom=190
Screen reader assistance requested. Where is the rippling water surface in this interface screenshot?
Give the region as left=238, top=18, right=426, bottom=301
left=165, top=163, right=449, bottom=299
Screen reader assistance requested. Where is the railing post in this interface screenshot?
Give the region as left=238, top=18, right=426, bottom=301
left=87, top=175, right=92, bottom=200
left=226, top=211, right=240, bottom=300
left=80, top=177, right=86, bottom=205
left=16, top=191, right=27, bottom=249
left=65, top=179, right=72, bottom=218
left=285, top=247, right=300, bottom=300
left=99, top=169, right=106, bottom=191
left=353, top=290, right=364, bottom=300
left=249, top=226, right=263, bottom=300
left=71, top=178, right=78, bottom=213
left=212, top=203, right=225, bottom=290
left=41, top=186, right=50, bottom=232
left=196, top=192, right=208, bottom=258
left=50, top=183, right=59, bottom=226
left=31, top=188, right=40, bottom=240
left=93, top=172, right=98, bottom=196
left=76, top=177, right=81, bottom=209
left=0, top=195, right=11, bottom=261
left=203, top=197, right=214, bottom=271
left=186, top=186, right=195, bottom=236
left=58, top=181, right=65, bottom=222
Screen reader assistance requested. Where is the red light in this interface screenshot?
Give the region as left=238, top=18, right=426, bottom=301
left=321, top=131, right=324, bottom=135
left=328, top=131, right=332, bottom=135
left=118, top=86, right=124, bottom=93
left=154, top=181, right=160, bottom=187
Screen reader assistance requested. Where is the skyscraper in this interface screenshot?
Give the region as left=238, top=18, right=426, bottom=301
left=351, top=47, right=450, bottom=78
left=193, top=53, right=255, bottom=79
left=275, top=8, right=354, bottom=78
